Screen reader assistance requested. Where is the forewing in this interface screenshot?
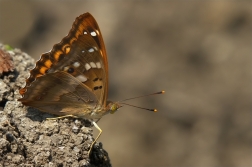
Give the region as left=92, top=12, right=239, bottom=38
left=19, top=13, right=108, bottom=107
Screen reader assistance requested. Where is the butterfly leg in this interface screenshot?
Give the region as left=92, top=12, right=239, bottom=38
left=46, top=115, right=78, bottom=120
left=88, top=121, right=102, bottom=156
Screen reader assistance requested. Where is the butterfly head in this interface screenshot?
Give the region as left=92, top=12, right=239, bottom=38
left=106, top=101, right=122, bottom=114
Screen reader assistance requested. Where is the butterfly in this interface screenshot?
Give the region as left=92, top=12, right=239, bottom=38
left=18, top=13, right=122, bottom=155
left=19, top=12, right=164, bottom=155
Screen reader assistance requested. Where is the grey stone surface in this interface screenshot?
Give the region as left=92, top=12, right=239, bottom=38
left=0, top=44, right=111, bottom=167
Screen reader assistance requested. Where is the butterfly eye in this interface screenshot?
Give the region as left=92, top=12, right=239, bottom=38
left=109, top=103, right=120, bottom=114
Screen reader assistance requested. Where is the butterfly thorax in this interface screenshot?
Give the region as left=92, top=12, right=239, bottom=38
left=83, top=101, right=120, bottom=119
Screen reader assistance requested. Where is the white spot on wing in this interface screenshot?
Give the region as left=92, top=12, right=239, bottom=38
left=73, top=62, right=80, bottom=68
left=83, top=31, right=88, bottom=34
left=63, top=66, right=69, bottom=71
left=91, top=31, right=97, bottom=36
left=88, top=48, right=94, bottom=52
left=85, top=63, right=91, bottom=70
left=76, top=75, right=88, bottom=82
left=96, top=62, right=101, bottom=68
left=90, top=62, right=96, bottom=68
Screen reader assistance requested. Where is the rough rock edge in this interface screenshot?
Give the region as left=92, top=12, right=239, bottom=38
left=0, top=43, right=111, bottom=167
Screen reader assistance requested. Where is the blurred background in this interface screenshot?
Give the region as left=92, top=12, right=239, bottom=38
left=0, top=1, right=251, bottom=167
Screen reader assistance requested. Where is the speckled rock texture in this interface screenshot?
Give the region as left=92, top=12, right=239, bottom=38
left=0, top=44, right=111, bottom=167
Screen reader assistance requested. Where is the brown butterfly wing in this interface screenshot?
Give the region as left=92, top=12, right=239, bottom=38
left=19, top=13, right=108, bottom=117
left=20, top=71, right=100, bottom=118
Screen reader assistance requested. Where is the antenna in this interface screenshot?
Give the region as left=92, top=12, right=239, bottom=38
left=119, top=90, right=165, bottom=102
left=120, top=102, right=158, bottom=112
left=118, top=90, right=165, bottom=112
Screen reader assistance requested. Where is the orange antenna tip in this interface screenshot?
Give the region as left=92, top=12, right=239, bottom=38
left=120, top=102, right=158, bottom=112
left=156, top=90, right=165, bottom=94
